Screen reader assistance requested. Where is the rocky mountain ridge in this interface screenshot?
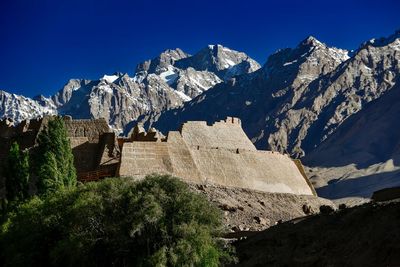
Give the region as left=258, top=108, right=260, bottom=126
left=0, top=45, right=260, bottom=131
left=0, top=90, right=56, bottom=121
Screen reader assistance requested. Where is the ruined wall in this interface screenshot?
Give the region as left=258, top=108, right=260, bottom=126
left=127, top=124, right=165, bottom=142
left=65, top=117, right=118, bottom=175
left=64, top=118, right=111, bottom=143
left=180, top=117, right=256, bottom=151
left=119, top=118, right=315, bottom=195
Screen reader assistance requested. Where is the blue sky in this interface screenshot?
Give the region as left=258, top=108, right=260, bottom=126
left=0, top=0, right=399, bottom=97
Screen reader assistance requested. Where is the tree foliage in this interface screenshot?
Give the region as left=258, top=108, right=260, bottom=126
left=0, top=175, right=234, bottom=267
left=35, top=116, right=76, bottom=194
left=3, top=142, right=30, bottom=202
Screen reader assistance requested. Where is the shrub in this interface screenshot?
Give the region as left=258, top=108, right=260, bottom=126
left=0, top=175, right=233, bottom=266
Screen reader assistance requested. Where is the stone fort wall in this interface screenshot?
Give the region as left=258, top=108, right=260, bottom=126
left=1, top=116, right=315, bottom=195
left=119, top=117, right=315, bottom=195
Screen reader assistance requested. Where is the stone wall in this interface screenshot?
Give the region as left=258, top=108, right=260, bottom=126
left=70, top=137, right=99, bottom=172
left=119, top=117, right=315, bottom=195
left=63, top=117, right=119, bottom=175
left=180, top=117, right=256, bottom=151
left=119, top=142, right=172, bottom=176
left=64, top=117, right=111, bottom=143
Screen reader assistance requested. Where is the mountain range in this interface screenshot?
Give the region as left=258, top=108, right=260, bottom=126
left=1, top=30, right=400, bottom=200
left=0, top=44, right=260, bottom=131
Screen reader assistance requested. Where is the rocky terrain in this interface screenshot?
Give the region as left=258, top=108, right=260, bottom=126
left=189, top=183, right=334, bottom=232
left=232, top=200, right=400, bottom=267
left=0, top=45, right=260, bottom=131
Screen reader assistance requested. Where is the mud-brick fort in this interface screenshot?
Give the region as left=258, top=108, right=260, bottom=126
left=0, top=116, right=316, bottom=196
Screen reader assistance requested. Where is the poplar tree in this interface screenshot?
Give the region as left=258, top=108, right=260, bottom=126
left=4, top=142, right=30, bottom=202
left=35, top=116, right=77, bottom=194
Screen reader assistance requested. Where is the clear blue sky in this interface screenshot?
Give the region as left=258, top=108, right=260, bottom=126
left=0, top=0, right=399, bottom=97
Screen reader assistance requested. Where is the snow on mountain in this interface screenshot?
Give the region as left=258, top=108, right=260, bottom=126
left=158, top=65, right=179, bottom=85
left=0, top=90, right=57, bottom=123
left=174, top=44, right=261, bottom=80
left=133, top=44, right=260, bottom=102
left=101, top=74, right=119, bottom=83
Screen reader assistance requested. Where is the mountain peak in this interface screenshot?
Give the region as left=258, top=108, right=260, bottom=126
left=206, top=44, right=228, bottom=50
left=176, top=44, right=260, bottom=74
left=159, top=48, right=188, bottom=60
left=365, top=30, right=400, bottom=47
left=300, top=36, right=324, bottom=47
left=101, top=74, right=120, bottom=83
left=135, top=48, right=188, bottom=74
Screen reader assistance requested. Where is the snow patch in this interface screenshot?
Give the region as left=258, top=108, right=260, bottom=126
left=175, top=90, right=192, bottom=101
left=101, top=75, right=119, bottom=83
left=98, top=84, right=113, bottom=94
left=283, top=59, right=298, bottom=66
left=363, top=65, right=372, bottom=71
left=225, top=59, right=236, bottom=67
left=159, top=65, right=178, bottom=85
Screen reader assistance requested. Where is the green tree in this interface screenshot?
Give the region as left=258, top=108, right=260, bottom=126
left=35, top=116, right=76, bottom=194
left=0, top=175, right=234, bottom=266
left=4, top=142, right=30, bottom=202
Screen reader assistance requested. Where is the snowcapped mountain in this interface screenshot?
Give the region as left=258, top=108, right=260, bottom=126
left=133, top=45, right=260, bottom=100
left=0, top=45, right=260, bottom=131
left=136, top=35, right=352, bottom=152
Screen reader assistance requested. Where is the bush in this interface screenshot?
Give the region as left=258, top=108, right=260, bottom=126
left=0, top=175, right=233, bottom=266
